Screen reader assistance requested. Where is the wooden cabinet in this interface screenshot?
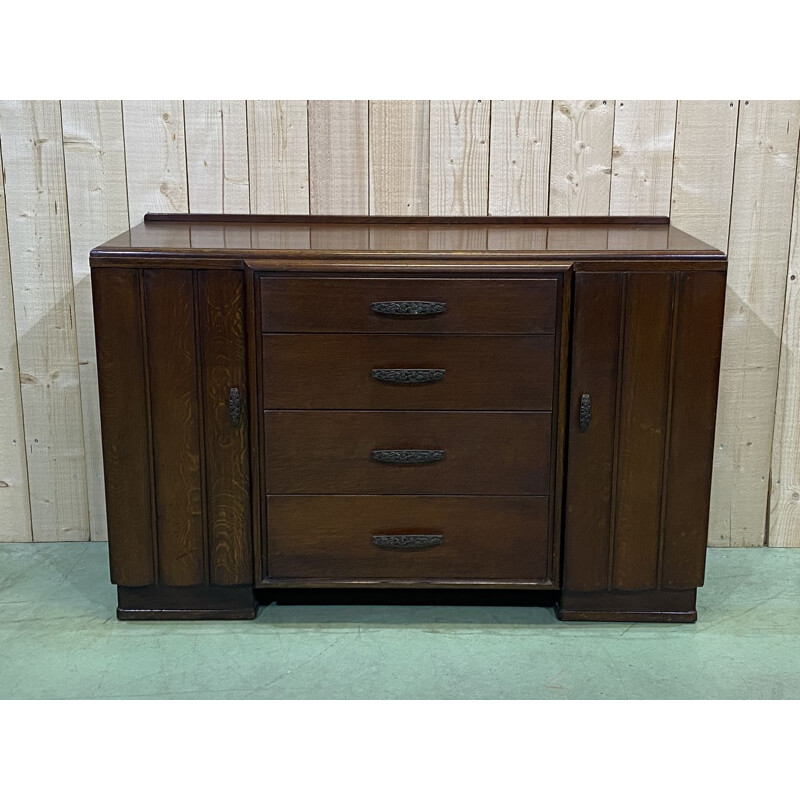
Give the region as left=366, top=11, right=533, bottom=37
left=91, top=215, right=726, bottom=621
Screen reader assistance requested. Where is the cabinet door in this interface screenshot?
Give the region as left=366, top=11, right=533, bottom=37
left=93, top=267, right=252, bottom=590
left=563, top=269, right=725, bottom=592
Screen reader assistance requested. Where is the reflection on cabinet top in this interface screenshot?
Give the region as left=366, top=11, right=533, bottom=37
left=91, top=214, right=725, bottom=264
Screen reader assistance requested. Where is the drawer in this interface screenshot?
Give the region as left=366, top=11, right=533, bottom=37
left=263, top=334, right=555, bottom=410
left=264, top=411, right=551, bottom=495
left=260, top=277, right=558, bottom=334
left=267, top=495, right=551, bottom=581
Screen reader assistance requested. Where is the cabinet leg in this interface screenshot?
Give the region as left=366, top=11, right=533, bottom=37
left=556, top=589, right=697, bottom=623
left=117, top=586, right=257, bottom=620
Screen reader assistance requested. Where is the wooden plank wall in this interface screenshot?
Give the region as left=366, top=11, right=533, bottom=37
left=0, top=99, right=799, bottom=546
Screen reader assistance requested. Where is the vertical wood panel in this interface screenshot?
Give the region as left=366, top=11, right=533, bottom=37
left=612, top=272, right=675, bottom=590
left=61, top=100, right=130, bottom=541
left=563, top=272, right=623, bottom=590
left=369, top=100, right=429, bottom=215
left=488, top=100, right=551, bottom=216
left=770, top=162, right=800, bottom=546
left=92, top=269, right=154, bottom=585
left=0, top=130, right=32, bottom=541
left=429, top=100, right=490, bottom=215
left=610, top=100, right=677, bottom=215
left=710, top=100, right=800, bottom=547
left=144, top=270, right=205, bottom=586
left=184, top=101, right=250, bottom=214
left=308, top=100, right=368, bottom=214
left=549, top=100, right=614, bottom=215
left=122, top=101, right=188, bottom=224
left=670, top=100, right=738, bottom=252
left=247, top=100, right=309, bottom=214
left=0, top=100, right=89, bottom=542
left=198, top=271, right=252, bottom=585
left=662, top=271, right=726, bottom=585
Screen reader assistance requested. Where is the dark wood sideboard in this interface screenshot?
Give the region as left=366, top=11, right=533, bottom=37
left=90, top=215, right=727, bottom=622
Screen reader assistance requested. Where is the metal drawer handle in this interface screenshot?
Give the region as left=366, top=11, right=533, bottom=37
left=370, top=301, right=446, bottom=317
left=371, top=368, right=446, bottom=384
left=228, top=387, right=242, bottom=427
left=579, top=393, right=591, bottom=432
left=371, top=449, right=445, bottom=465
left=373, top=534, right=443, bottom=550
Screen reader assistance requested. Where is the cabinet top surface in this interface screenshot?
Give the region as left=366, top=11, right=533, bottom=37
left=91, top=215, right=725, bottom=263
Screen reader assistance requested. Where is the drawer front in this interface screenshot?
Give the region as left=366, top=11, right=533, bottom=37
left=263, top=334, right=555, bottom=411
left=267, top=495, right=551, bottom=581
left=264, top=411, right=551, bottom=495
left=260, top=277, right=558, bottom=334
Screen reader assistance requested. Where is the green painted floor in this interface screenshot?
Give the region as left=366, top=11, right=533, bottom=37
left=1, top=543, right=798, bottom=699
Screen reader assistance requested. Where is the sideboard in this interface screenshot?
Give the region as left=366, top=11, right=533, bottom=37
left=90, top=215, right=727, bottom=622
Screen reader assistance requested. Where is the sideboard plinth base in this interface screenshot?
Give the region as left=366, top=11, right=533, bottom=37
left=556, top=589, right=697, bottom=623
left=117, top=586, right=257, bottom=620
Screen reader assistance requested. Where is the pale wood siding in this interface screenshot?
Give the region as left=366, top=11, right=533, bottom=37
left=709, top=101, right=800, bottom=547
left=2, top=99, right=800, bottom=546
left=549, top=100, right=614, bottom=215
left=61, top=100, right=130, bottom=541
left=247, top=101, right=309, bottom=214
left=610, top=100, right=677, bottom=216
left=488, top=100, right=551, bottom=216
left=0, top=127, right=32, bottom=541
left=0, top=101, right=89, bottom=541
left=184, top=100, right=250, bottom=214
left=369, top=101, right=429, bottom=215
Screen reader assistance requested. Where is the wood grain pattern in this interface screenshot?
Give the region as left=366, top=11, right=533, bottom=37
left=184, top=101, right=250, bottom=214
left=259, top=276, right=559, bottom=333
left=710, top=100, right=800, bottom=547
left=0, top=100, right=89, bottom=541
left=549, top=100, right=614, bottom=215
left=91, top=269, right=154, bottom=584
left=669, top=100, right=738, bottom=251
left=268, top=495, right=551, bottom=581
left=247, top=101, right=309, bottom=214
left=61, top=100, right=130, bottom=541
left=264, top=411, right=552, bottom=496
left=612, top=272, right=675, bottom=590
left=308, top=101, right=368, bottom=214
left=0, top=131, right=32, bottom=542
left=429, top=100, right=491, bottom=215
left=144, top=269, right=205, bottom=585
left=770, top=162, right=800, bottom=546
left=489, top=100, right=551, bottom=216
left=610, top=100, right=677, bottom=215
left=563, top=272, right=623, bottom=590
left=262, top=334, right=555, bottom=410
left=198, top=271, right=252, bottom=584
left=662, top=271, right=726, bottom=584
left=122, top=100, right=188, bottom=223
left=369, top=101, right=429, bottom=215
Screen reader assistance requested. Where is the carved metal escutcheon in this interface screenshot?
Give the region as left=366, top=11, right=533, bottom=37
left=370, top=301, right=447, bottom=317
left=579, top=393, right=591, bottom=432
left=371, top=368, right=446, bottom=385
left=371, top=449, right=445, bottom=465
left=372, top=534, right=444, bottom=550
left=228, top=387, right=241, bottom=427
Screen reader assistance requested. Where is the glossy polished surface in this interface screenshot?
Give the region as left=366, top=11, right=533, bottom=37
left=93, top=215, right=723, bottom=259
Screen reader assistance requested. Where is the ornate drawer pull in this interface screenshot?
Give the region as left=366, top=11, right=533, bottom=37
left=228, top=387, right=242, bottom=427
left=370, top=301, right=446, bottom=317
left=371, top=449, right=445, bottom=464
left=371, top=368, right=446, bottom=384
left=579, top=393, right=591, bottom=432
left=373, top=533, right=444, bottom=550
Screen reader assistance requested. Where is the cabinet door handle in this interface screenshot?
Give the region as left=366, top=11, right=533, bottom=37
left=579, top=393, right=591, bottom=432
left=371, top=368, right=445, bottom=384
left=228, top=387, right=242, bottom=427
left=372, top=533, right=443, bottom=550
left=370, top=301, right=446, bottom=317
left=371, top=449, right=445, bottom=464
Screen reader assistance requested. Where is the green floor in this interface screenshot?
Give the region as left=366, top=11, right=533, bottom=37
left=1, top=543, right=798, bottom=699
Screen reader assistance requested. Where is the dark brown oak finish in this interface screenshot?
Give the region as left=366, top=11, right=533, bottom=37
left=90, top=214, right=726, bottom=622
left=262, top=334, right=555, bottom=411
